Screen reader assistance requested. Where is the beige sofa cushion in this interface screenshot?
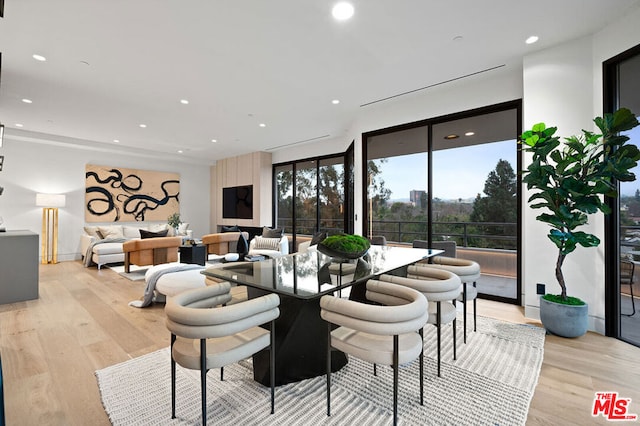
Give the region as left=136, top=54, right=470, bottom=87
left=98, top=225, right=124, bottom=239
left=123, top=225, right=145, bottom=239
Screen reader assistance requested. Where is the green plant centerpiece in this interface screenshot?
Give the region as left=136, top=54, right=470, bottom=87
left=167, top=212, right=182, bottom=232
left=521, top=108, right=640, bottom=336
left=318, top=234, right=371, bottom=259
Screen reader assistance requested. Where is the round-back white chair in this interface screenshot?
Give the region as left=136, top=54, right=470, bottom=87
left=412, top=256, right=481, bottom=343
left=320, top=280, right=428, bottom=426
left=165, top=282, right=280, bottom=425
left=380, top=269, right=461, bottom=378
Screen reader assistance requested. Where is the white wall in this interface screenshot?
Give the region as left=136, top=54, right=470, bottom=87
left=522, top=36, right=603, bottom=329
left=0, top=133, right=211, bottom=262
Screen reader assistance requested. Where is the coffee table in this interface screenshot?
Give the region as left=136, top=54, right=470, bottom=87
left=202, top=245, right=442, bottom=386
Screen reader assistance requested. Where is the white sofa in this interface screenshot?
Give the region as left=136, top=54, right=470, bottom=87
left=81, top=223, right=189, bottom=269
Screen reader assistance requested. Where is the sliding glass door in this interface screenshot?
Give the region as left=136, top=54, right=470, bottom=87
left=605, top=44, right=640, bottom=346
left=274, top=151, right=352, bottom=250
left=363, top=102, right=521, bottom=304
left=431, top=109, right=519, bottom=301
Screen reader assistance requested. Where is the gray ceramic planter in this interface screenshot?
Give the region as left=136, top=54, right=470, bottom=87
left=539, top=296, right=588, bottom=338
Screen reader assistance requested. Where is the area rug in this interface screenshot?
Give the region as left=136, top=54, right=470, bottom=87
left=96, top=316, right=544, bottom=425
left=105, top=264, right=149, bottom=281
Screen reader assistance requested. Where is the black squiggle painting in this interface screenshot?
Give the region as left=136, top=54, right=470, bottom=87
left=85, top=164, right=180, bottom=222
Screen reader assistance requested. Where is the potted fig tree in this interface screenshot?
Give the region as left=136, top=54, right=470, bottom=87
left=521, top=108, right=640, bottom=337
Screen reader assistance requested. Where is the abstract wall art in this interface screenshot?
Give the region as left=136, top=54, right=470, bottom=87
left=85, top=164, right=180, bottom=222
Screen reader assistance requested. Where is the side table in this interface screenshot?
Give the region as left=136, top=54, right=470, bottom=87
left=179, top=244, right=206, bottom=266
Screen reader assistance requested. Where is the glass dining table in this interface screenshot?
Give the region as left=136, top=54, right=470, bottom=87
left=202, top=245, right=443, bottom=386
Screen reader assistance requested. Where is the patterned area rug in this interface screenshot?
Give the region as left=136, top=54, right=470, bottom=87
left=95, top=316, right=544, bottom=425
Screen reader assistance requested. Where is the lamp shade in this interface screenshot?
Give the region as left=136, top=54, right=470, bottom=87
left=36, top=193, right=66, bottom=208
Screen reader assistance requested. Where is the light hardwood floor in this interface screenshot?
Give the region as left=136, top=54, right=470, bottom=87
left=0, top=261, right=639, bottom=425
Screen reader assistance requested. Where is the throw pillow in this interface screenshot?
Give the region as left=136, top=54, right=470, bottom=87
left=123, top=226, right=142, bottom=239
left=177, top=222, right=189, bottom=236
left=148, top=223, right=170, bottom=232
left=236, top=233, right=249, bottom=257
left=310, top=231, right=327, bottom=246
left=262, top=227, right=284, bottom=238
left=97, top=225, right=124, bottom=239
left=221, top=225, right=240, bottom=233
left=140, top=229, right=168, bottom=239
left=84, top=226, right=102, bottom=239
left=253, top=236, right=280, bottom=251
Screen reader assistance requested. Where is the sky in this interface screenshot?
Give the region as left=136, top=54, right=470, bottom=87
left=380, top=140, right=516, bottom=201
left=380, top=123, right=640, bottom=201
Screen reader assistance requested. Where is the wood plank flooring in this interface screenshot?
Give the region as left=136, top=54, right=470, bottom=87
left=0, top=261, right=638, bottom=425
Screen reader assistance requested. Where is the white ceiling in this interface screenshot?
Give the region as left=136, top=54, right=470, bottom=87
left=1, top=0, right=639, bottom=164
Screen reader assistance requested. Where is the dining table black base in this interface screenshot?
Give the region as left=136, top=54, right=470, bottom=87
left=248, top=287, right=348, bottom=387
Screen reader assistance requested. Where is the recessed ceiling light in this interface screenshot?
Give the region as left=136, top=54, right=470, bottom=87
left=444, top=134, right=459, bottom=140
left=22, top=98, right=33, bottom=104
left=332, top=2, right=354, bottom=21
left=332, top=99, right=340, bottom=104
left=526, top=36, right=539, bottom=44
left=32, top=54, right=46, bottom=61
left=211, top=139, right=217, bottom=143
left=259, top=123, right=266, bottom=128
left=113, top=139, right=120, bottom=143
left=177, top=150, right=183, bottom=154
left=180, top=99, right=189, bottom=105
left=139, top=124, right=147, bottom=128
left=15, top=123, right=23, bottom=127
left=465, top=131, right=475, bottom=136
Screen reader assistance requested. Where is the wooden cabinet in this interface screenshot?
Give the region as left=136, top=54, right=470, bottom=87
left=0, top=230, right=39, bottom=304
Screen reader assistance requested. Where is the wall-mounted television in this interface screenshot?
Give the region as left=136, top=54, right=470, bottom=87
left=222, top=185, right=253, bottom=219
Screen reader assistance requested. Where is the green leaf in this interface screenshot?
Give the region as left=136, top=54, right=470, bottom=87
left=610, top=107, right=639, bottom=133
left=572, top=231, right=600, bottom=247
left=522, top=134, right=539, bottom=147
left=532, top=123, right=546, bottom=132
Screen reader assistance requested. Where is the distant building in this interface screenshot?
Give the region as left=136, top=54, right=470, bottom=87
left=410, top=190, right=427, bottom=208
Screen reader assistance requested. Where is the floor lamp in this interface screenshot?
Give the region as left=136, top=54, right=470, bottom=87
left=36, top=193, right=66, bottom=264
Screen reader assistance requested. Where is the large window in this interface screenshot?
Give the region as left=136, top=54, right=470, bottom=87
left=604, top=43, right=640, bottom=346
left=363, top=102, right=521, bottom=304
left=274, top=149, right=353, bottom=249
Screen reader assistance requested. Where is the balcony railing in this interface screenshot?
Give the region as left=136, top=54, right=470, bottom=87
left=277, top=218, right=517, bottom=250
left=278, top=217, right=519, bottom=294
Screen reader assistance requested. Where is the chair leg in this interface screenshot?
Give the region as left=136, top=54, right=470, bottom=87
left=326, top=321, right=332, bottom=417
left=200, top=339, right=207, bottom=426
left=623, top=283, right=637, bottom=316
left=419, top=328, right=424, bottom=406
left=436, top=301, right=441, bottom=378
left=462, top=283, right=468, bottom=344
left=373, top=364, right=377, bottom=376
left=220, top=367, right=224, bottom=381
left=393, top=334, right=399, bottom=426
left=473, top=282, right=477, bottom=332
left=453, top=305, right=457, bottom=361
left=171, top=334, right=176, bottom=419
left=270, top=319, right=276, bottom=414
